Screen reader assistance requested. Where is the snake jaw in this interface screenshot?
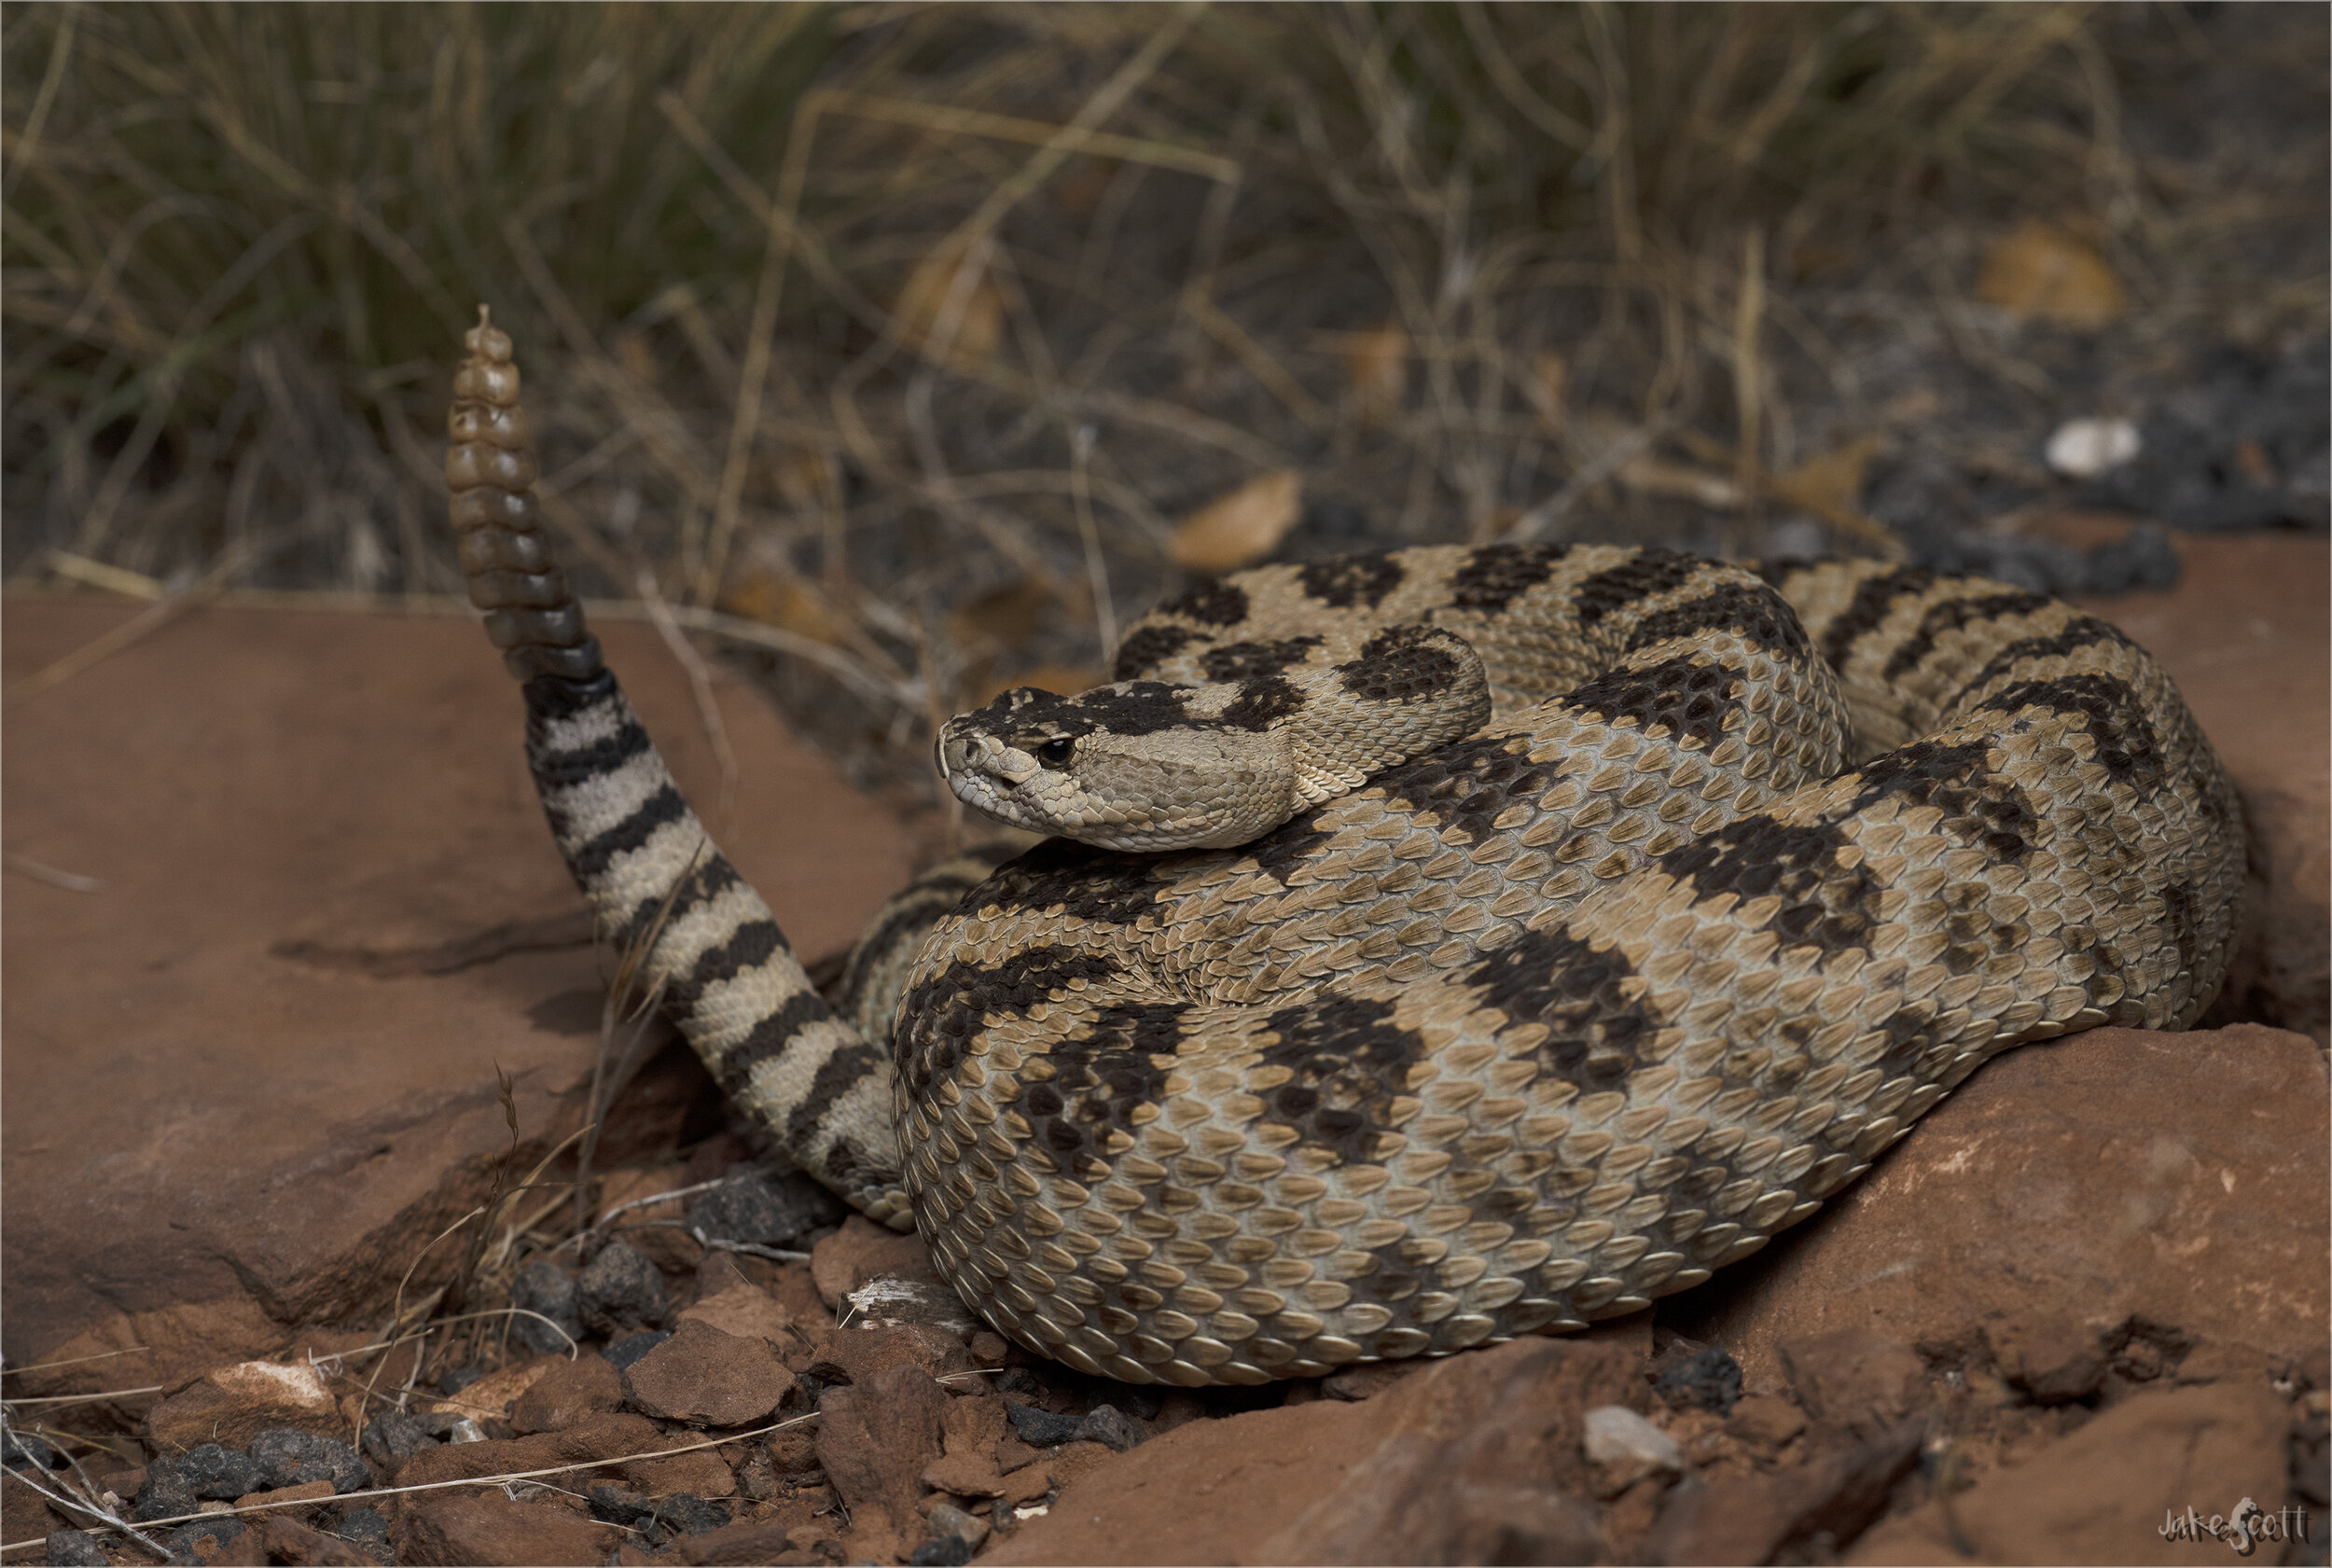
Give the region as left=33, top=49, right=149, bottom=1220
left=937, top=728, right=1038, bottom=787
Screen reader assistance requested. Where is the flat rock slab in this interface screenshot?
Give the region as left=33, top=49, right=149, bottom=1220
left=1659, top=1024, right=2329, bottom=1392
left=986, top=1335, right=1635, bottom=1566
left=3, top=603, right=911, bottom=1379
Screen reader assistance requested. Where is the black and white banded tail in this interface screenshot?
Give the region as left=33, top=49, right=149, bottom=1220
left=446, top=308, right=910, bottom=1225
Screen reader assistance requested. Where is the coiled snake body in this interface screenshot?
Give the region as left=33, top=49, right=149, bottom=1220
left=449, top=314, right=2246, bottom=1387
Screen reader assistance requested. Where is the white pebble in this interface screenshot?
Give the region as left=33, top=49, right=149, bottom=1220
left=1582, top=1405, right=1683, bottom=1486
left=2045, top=417, right=2141, bottom=478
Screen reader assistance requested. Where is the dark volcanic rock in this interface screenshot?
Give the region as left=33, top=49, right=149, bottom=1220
left=686, top=1168, right=842, bottom=1250
left=507, top=1258, right=583, bottom=1355
left=247, top=1428, right=370, bottom=1494
left=576, top=1241, right=669, bottom=1339
left=176, top=1442, right=261, bottom=1501
left=1653, top=1346, right=1744, bottom=1415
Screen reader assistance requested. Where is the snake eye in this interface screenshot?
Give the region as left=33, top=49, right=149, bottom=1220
left=1035, top=736, right=1076, bottom=767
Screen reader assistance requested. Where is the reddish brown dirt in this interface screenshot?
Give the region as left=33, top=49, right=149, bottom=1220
left=2, top=605, right=911, bottom=1388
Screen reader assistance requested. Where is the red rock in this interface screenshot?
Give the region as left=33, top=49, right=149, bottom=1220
left=815, top=1363, right=949, bottom=1547
left=2, top=606, right=912, bottom=1377
left=147, top=1359, right=340, bottom=1453
left=508, top=1352, right=623, bottom=1435
left=396, top=1490, right=613, bottom=1566
left=1660, top=1025, right=2329, bottom=1393
left=1993, top=1313, right=2110, bottom=1403
left=987, top=1336, right=1635, bottom=1565
left=764, top=1426, right=823, bottom=1475
left=1645, top=1417, right=1926, bottom=1565
left=1850, top=1383, right=2292, bottom=1565
left=1726, top=1394, right=1807, bottom=1451
left=418, top=1356, right=552, bottom=1423
left=232, top=1478, right=335, bottom=1516
left=798, top=1323, right=972, bottom=1384
left=922, top=1450, right=1006, bottom=1498
left=621, top=1318, right=792, bottom=1427
left=810, top=1216, right=960, bottom=1324
left=680, top=1282, right=793, bottom=1349
left=0, top=1486, right=68, bottom=1558
left=626, top=1445, right=738, bottom=1500
left=923, top=1387, right=1011, bottom=1496
left=160, top=1518, right=268, bottom=1566
left=394, top=1411, right=664, bottom=1488
left=254, top=1512, right=387, bottom=1566
left=1780, top=1330, right=1933, bottom=1442
left=680, top=1519, right=798, bottom=1566
left=941, top=1388, right=1006, bottom=1454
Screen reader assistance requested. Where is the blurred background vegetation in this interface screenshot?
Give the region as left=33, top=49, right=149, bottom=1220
left=5, top=2, right=2325, bottom=792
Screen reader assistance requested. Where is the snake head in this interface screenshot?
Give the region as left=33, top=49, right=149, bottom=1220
left=935, top=680, right=1298, bottom=853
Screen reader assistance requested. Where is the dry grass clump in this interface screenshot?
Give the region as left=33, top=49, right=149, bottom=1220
left=5, top=2, right=2323, bottom=790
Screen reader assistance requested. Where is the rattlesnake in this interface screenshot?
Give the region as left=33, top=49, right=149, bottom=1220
left=448, top=312, right=2247, bottom=1387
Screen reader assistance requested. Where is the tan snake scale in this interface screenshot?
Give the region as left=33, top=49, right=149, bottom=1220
left=446, top=312, right=2246, bottom=1387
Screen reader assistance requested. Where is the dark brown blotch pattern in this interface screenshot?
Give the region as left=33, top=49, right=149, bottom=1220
left=1298, top=552, right=1408, bottom=610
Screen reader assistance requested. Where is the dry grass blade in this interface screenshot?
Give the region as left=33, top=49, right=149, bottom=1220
left=638, top=566, right=740, bottom=830
left=2, top=853, right=104, bottom=894
left=3, top=542, right=247, bottom=709
left=2, top=0, right=2316, bottom=821
left=4, top=1409, right=830, bottom=1553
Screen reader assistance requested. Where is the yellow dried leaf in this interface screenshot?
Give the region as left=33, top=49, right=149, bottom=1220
left=1169, top=470, right=1305, bottom=574
left=1525, top=350, right=1569, bottom=433
left=1343, top=324, right=1409, bottom=424
left=1766, top=435, right=1898, bottom=550
left=1772, top=436, right=1883, bottom=519
left=895, top=237, right=1005, bottom=369
left=948, top=576, right=1061, bottom=655
left=613, top=328, right=659, bottom=386
left=762, top=442, right=840, bottom=510
left=1975, top=221, right=2128, bottom=327
left=720, top=571, right=846, bottom=646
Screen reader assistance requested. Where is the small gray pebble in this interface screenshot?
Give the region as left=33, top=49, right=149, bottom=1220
left=45, top=1529, right=110, bottom=1567
left=176, top=1441, right=260, bottom=1501
left=1075, top=1404, right=1147, bottom=1451
left=508, top=1259, right=583, bottom=1355
left=130, top=1458, right=197, bottom=1522
left=686, top=1169, right=842, bottom=1249
left=576, top=1242, right=669, bottom=1338
left=1005, top=1403, right=1082, bottom=1448
left=336, top=1506, right=393, bottom=1551
left=361, top=1408, right=439, bottom=1466
left=659, top=1494, right=733, bottom=1535
left=1653, top=1346, right=1743, bottom=1415
left=5, top=1433, right=58, bottom=1471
